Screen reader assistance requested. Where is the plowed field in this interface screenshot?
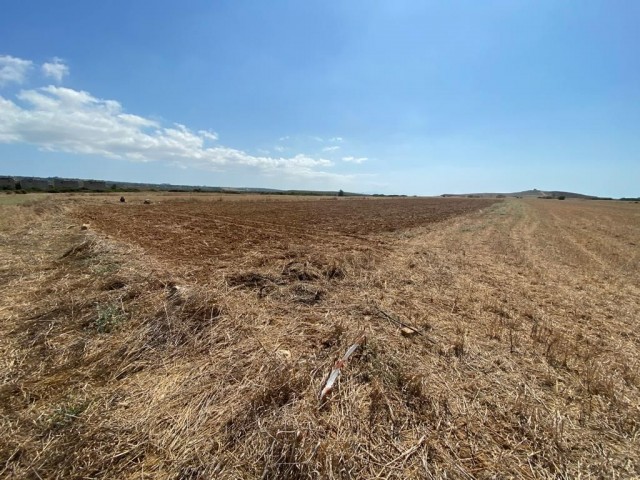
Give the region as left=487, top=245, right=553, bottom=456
left=79, top=197, right=495, bottom=274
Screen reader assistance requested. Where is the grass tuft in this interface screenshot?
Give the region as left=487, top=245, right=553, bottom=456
left=95, top=302, right=126, bottom=333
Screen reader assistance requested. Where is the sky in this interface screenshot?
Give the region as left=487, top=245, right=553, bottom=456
left=0, top=1, right=638, bottom=197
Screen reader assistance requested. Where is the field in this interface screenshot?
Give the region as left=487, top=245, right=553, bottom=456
left=1, top=193, right=639, bottom=479
left=79, top=196, right=493, bottom=279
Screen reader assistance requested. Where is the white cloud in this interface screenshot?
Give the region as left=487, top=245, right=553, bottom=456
left=42, top=57, right=69, bottom=83
left=342, top=156, right=368, bottom=164
left=329, top=136, right=343, bottom=143
left=0, top=55, right=33, bottom=86
left=322, top=145, right=340, bottom=152
left=0, top=85, right=348, bottom=180
left=198, top=129, right=218, bottom=141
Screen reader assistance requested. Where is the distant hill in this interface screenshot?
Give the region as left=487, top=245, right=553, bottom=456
left=511, top=189, right=600, bottom=199
left=441, top=189, right=605, bottom=199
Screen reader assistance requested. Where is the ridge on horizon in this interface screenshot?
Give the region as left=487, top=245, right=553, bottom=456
left=1, top=174, right=634, bottom=199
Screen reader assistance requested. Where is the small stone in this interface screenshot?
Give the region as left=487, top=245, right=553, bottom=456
left=401, top=327, right=418, bottom=337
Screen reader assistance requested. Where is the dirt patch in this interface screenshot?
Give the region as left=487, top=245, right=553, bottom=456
left=76, top=197, right=494, bottom=277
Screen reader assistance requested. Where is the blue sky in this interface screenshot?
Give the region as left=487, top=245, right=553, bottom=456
left=0, top=1, right=638, bottom=196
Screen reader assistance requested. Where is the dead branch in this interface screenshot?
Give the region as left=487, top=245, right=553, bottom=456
left=319, top=331, right=366, bottom=402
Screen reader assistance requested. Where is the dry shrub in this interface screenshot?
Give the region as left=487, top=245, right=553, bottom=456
left=281, top=260, right=322, bottom=282
left=288, top=284, right=325, bottom=304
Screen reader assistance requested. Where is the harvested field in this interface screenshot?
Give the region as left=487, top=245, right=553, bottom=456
left=1, top=194, right=639, bottom=479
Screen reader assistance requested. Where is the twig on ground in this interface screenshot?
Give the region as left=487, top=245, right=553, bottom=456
left=319, top=331, right=366, bottom=402
left=385, top=436, right=426, bottom=467
left=375, top=307, right=436, bottom=344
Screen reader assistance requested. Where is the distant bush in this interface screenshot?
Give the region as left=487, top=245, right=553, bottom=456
left=557, top=196, right=566, bottom=200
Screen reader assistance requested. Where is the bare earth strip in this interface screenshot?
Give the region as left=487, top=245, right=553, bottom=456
left=0, top=195, right=638, bottom=479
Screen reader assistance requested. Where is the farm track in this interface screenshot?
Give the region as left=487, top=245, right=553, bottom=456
left=1, top=195, right=639, bottom=479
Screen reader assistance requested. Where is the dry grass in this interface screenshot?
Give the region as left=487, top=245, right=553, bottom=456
left=1, top=195, right=639, bottom=479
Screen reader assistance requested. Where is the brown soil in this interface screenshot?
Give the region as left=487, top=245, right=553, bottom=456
left=78, top=196, right=494, bottom=278
left=1, top=195, right=639, bottom=479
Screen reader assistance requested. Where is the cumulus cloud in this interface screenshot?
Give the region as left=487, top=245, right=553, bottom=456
left=42, top=57, right=69, bottom=82
left=0, top=85, right=348, bottom=179
left=0, top=55, right=371, bottom=183
left=342, top=156, right=367, bottom=164
left=0, top=55, right=33, bottom=86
